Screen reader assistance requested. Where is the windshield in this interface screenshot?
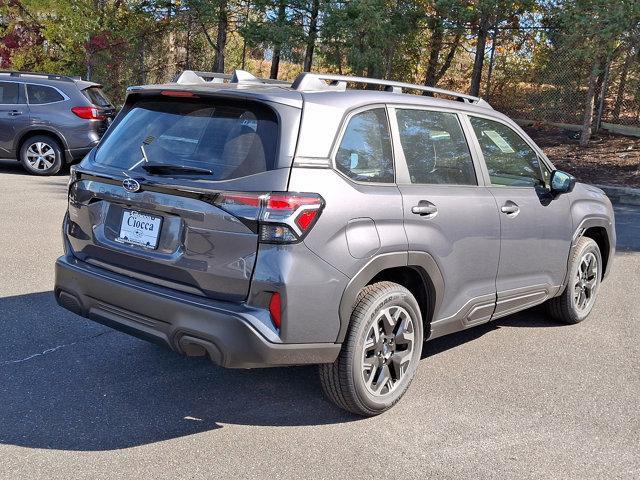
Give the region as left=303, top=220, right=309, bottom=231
left=93, top=98, right=279, bottom=180
left=83, top=87, right=112, bottom=107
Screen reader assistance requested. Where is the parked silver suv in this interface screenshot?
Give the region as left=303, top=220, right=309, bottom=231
left=55, top=70, right=615, bottom=416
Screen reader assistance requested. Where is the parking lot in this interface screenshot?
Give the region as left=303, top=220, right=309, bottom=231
left=0, top=160, right=638, bottom=479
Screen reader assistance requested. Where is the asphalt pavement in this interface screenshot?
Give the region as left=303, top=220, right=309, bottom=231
left=0, top=159, right=638, bottom=479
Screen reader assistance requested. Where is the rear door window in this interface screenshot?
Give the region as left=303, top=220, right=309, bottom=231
left=94, top=98, right=279, bottom=180
left=27, top=84, right=65, bottom=104
left=335, top=108, right=394, bottom=183
left=396, top=109, right=476, bottom=185
left=0, top=81, right=20, bottom=104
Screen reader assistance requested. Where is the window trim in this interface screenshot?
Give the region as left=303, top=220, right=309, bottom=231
left=388, top=105, right=482, bottom=187
left=463, top=112, right=554, bottom=189
left=330, top=104, right=397, bottom=186
left=25, top=82, right=69, bottom=105
left=0, top=80, right=26, bottom=105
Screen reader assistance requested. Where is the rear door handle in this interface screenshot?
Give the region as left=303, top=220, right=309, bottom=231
left=411, top=201, right=438, bottom=217
left=7, top=110, right=23, bottom=116
left=500, top=201, right=520, bottom=216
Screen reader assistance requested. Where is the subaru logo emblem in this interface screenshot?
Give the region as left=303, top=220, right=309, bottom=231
left=122, top=178, right=140, bottom=193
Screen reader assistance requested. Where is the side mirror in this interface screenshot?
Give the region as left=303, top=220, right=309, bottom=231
left=550, top=170, right=576, bottom=194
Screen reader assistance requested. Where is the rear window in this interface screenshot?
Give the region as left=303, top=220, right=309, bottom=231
left=83, top=87, right=112, bottom=107
left=93, top=98, right=279, bottom=180
left=27, top=84, right=65, bottom=104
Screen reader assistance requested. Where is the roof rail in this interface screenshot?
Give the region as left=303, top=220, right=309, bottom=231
left=0, top=70, right=78, bottom=83
left=291, top=72, right=491, bottom=108
left=174, top=69, right=291, bottom=86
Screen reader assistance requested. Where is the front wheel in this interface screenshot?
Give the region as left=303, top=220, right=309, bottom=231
left=547, top=236, right=602, bottom=324
left=319, top=281, right=423, bottom=416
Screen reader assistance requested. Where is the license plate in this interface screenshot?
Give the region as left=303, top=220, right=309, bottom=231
left=116, top=210, right=163, bottom=249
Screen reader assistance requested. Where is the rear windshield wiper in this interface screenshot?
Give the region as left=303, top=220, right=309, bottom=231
left=140, top=163, right=214, bottom=176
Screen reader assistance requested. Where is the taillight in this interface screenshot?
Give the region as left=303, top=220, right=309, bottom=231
left=212, top=192, right=324, bottom=244
left=269, top=292, right=282, bottom=329
left=71, top=106, right=105, bottom=120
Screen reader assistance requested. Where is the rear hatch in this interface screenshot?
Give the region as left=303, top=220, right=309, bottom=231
left=66, top=89, right=302, bottom=301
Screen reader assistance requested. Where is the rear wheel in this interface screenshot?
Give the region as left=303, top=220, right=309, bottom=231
left=548, top=237, right=601, bottom=324
left=319, top=281, right=423, bottom=416
left=19, top=135, right=63, bottom=176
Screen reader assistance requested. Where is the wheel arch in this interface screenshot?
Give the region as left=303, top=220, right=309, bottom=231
left=582, top=226, right=611, bottom=279
left=337, top=251, right=444, bottom=342
left=560, top=216, right=614, bottom=292
left=15, top=128, right=68, bottom=161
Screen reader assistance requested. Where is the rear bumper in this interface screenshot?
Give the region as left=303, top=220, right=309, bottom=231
left=54, top=255, right=340, bottom=368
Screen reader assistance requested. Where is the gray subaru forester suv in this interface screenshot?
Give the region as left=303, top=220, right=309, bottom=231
left=0, top=71, right=115, bottom=175
left=55, top=70, right=615, bottom=416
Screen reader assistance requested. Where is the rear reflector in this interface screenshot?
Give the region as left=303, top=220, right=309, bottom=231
left=213, top=192, right=324, bottom=244
left=71, top=106, right=105, bottom=120
left=295, top=209, right=319, bottom=231
left=269, top=292, right=282, bottom=329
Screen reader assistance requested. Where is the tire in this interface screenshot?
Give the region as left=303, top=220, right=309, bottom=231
left=547, top=236, right=602, bottom=324
left=19, top=135, right=64, bottom=176
left=319, top=281, right=424, bottom=416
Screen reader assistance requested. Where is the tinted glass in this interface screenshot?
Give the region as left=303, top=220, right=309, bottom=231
left=470, top=117, right=543, bottom=187
left=336, top=108, right=394, bottom=183
left=396, top=109, right=476, bottom=185
left=0, top=81, right=20, bottom=104
left=27, top=84, right=64, bottom=104
left=94, top=98, right=279, bottom=180
left=83, top=87, right=112, bottom=107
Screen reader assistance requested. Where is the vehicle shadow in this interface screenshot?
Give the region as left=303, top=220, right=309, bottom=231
left=0, top=291, right=586, bottom=452
left=0, top=291, right=358, bottom=452
left=0, top=158, right=71, bottom=176
left=421, top=306, right=559, bottom=359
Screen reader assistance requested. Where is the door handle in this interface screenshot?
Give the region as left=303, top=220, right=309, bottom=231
left=500, top=201, right=520, bottom=216
left=7, top=110, right=23, bottom=116
left=411, top=201, right=438, bottom=217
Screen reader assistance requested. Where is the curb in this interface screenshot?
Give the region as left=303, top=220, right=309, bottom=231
left=596, top=185, right=640, bottom=206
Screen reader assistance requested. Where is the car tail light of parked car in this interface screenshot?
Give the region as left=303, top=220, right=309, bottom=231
left=71, top=106, right=106, bottom=120
left=212, top=191, right=325, bottom=244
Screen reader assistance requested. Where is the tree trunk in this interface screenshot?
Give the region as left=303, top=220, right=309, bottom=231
left=612, top=49, right=633, bottom=122
left=138, top=34, right=146, bottom=84
left=423, top=17, right=443, bottom=90
left=241, top=0, right=251, bottom=69
left=595, top=57, right=610, bottom=132
left=213, top=0, right=228, bottom=73
left=185, top=14, right=192, bottom=70
left=435, top=32, right=461, bottom=83
left=270, top=1, right=287, bottom=79
left=484, top=28, right=498, bottom=98
left=592, top=56, right=608, bottom=124
left=579, top=63, right=599, bottom=147
left=470, top=23, right=489, bottom=97
left=270, top=45, right=282, bottom=79
left=303, top=0, right=320, bottom=72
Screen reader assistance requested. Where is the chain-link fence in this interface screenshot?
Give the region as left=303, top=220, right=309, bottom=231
left=482, top=31, right=640, bottom=136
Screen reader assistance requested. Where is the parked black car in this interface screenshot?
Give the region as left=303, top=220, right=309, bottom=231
left=0, top=71, right=116, bottom=175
